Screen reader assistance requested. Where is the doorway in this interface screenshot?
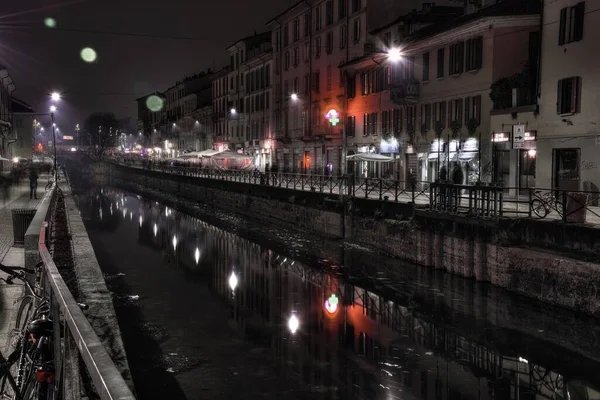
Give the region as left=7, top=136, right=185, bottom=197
left=553, top=148, right=580, bottom=191
left=518, top=149, right=536, bottom=195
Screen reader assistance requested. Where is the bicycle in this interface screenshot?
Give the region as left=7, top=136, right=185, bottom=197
left=0, top=262, right=54, bottom=400
left=530, top=190, right=564, bottom=219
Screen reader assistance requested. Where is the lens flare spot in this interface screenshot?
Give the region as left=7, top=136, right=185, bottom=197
left=80, top=47, right=97, bottom=63
left=44, top=18, right=56, bottom=28
left=146, top=95, right=164, bottom=112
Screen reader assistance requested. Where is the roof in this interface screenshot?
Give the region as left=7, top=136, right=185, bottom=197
left=226, top=31, right=271, bottom=52
left=403, top=0, right=540, bottom=43
left=211, top=66, right=232, bottom=80
left=11, top=97, right=35, bottom=113
left=266, top=0, right=307, bottom=26
left=370, top=6, right=464, bottom=35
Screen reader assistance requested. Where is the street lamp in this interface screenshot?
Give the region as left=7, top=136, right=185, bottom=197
left=50, top=92, right=61, bottom=101
left=230, top=108, right=236, bottom=115
left=386, top=48, right=403, bottom=62
left=290, top=93, right=298, bottom=101
left=49, top=105, right=57, bottom=112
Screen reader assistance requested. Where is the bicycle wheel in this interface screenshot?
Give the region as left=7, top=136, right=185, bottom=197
left=555, top=200, right=564, bottom=219
left=15, top=297, right=34, bottom=334
left=530, top=199, right=548, bottom=218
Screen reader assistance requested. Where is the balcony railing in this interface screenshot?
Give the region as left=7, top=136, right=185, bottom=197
left=389, top=79, right=419, bottom=104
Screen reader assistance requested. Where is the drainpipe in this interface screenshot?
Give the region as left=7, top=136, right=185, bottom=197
left=536, top=0, right=544, bottom=106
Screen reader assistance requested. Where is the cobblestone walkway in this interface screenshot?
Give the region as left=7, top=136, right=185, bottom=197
left=0, top=180, right=45, bottom=261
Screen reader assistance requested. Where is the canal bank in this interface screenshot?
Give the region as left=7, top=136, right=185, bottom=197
left=66, top=174, right=600, bottom=399
left=100, top=162, right=600, bottom=317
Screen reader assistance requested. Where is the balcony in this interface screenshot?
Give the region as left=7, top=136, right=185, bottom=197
left=389, top=80, right=420, bottom=105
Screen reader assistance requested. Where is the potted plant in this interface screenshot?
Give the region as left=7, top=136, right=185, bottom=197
left=449, top=120, right=461, bottom=139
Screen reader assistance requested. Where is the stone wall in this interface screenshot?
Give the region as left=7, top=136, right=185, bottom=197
left=104, top=163, right=600, bottom=317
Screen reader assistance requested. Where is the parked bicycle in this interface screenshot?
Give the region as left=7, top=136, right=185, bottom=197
left=0, top=262, right=54, bottom=400
left=530, top=190, right=564, bottom=219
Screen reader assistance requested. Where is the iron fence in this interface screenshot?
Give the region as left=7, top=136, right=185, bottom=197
left=38, top=223, right=135, bottom=400
left=110, top=159, right=600, bottom=223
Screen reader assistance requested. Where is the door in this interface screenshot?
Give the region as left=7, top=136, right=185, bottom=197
left=553, top=148, right=580, bottom=191
left=494, top=150, right=510, bottom=192
left=518, top=149, right=536, bottom=195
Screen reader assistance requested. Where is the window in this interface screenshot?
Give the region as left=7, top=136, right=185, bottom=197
left=347, top=75, right=356, bottom=98
left=304, top=42, right=310, bottom=62
left=293, top=47, right=299, bottom=66
left=559, top=2, right=585, bottom=45
left=422, top=52, right=430, bottom=82
left=340, top=25, right=347, bottom=48
left=339, top=0, right=347, bottom=19
left=465, top=36, right=483, bottom=71
left=464, top=95, right=481, bottom=125
left=392, top=109, right=402, bottom=133
left=304, top=74, right=309, bottom=95
left=327, top=65, right=332, bottom=90
left=283, top=23, right=289, bottom=47
left=352, top=0, right=361, bottom=13
left=284, top=51, right=290, bottom=70
left=326, top=0, right=334, bottom=26
left=313, top=70, right=320, bottom=92
left=315, top=5, right=322, bottom=31
left=437, top=48, right=444, bottom=78
left=449, top=42, right=464, bottom=75
left=303, top=13, right=310, bottom=37
left=347, top=116, right=356, bottom=136
left=383, top=32, right=391, bottom=49
left=315, top=37, right=322, bottom=58
left=381, top=110, right=390, bottom=135
left=293, top=77, right=299, bottom=94
left=293, top=19, right=300, bottom=42
left=360, top=72, right=370, bottom=95
left=326, top=31, right=333, bottom=53
left=266, top=65, right=271, bottom=86
left=450, top=98, right=463, bottom=126
left=340, top=69, right=345, bottom=88
left=420, top=104, right=431, bottom=131
left=557, top=76, right=580, bottom=114
left=352, top=18, right=361, bottom=43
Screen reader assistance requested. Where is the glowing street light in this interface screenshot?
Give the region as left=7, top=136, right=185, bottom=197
left=290, top=93, right=298, bottom=101
left=288, top=314, right=299, bottom=334
left=387, top=48, right=403, bottom=62
left=228, top=271, right=238, bottom=291
left=230, top=108, right=236, bottom=115
left=49, top=105, right=57, bottom=112
left=50, top=92, right=61, bottom=101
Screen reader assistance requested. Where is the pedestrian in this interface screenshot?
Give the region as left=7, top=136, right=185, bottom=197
left=29, top=168, right=39, bottom=199
left=439, top=165, right=447, bottom=182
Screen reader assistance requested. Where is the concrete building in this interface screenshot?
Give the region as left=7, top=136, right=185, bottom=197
left=225, top=32, right=272, bottom=158
left=341, top=0, right=540, bottom=185
left=0, top=67, right=15, bottom=171
left=241, top=34, right=273, bottom=170
left=10, top=98, right=35, bottom=160
left=267, top=0, right=372, bottom=174
left=211, top=66, right=232, bottom=152
left=535, top=0, right=597, bottom=193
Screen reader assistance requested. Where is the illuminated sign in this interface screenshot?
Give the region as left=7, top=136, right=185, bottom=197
left=492, top=132, right=509, bottom=142
left=324, top=294, right=339, bottom=314
left=325, top=109, right=340, bottom=126
left=63, top=136, right=74, bottom=140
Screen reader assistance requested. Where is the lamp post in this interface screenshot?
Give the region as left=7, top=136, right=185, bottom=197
left=50, top=112, right=57, bottom=180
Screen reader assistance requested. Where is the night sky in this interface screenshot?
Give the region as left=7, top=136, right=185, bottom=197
left=3, top=0, right=290, bottom=133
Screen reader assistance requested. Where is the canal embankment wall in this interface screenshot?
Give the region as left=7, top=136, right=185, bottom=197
left=102, top=162, right=600, bottom=317
left=58, top=180, right=136, bottom=394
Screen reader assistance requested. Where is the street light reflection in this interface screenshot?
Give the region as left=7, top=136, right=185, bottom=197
left=194, top=247, right=200, bottom=264
left=288, top=314, right=299, bottom=334
left=228, top=271, right=238, bottom=291
left=153, top=223, right=157, bottom=237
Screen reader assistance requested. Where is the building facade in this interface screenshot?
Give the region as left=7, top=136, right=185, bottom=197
left=10, top=98, right=35, bottom=160
left=536, top=0, right=596, bottom=193
left=341, top=0, right=540, bottom=185
left=267, top=0, right=370, bottom=174
left=0, top=67, right=15, bottom=170
left=211, top=66, right=232, bottom=152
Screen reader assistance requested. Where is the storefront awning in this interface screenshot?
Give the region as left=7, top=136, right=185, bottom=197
left=449, top=152, right=458, bottom=162
left=459, top=151, right=478, bottom=161
left=346, top=153, right=394, bottom=162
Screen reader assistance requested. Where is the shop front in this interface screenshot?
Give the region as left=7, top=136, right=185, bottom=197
left=491, top=128, right=537, bottom=196
left=380, top=138, right=401, bottom=180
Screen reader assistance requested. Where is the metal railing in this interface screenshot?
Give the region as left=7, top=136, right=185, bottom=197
left=38, top=224, right=135, bottom=400
left=110, top=158, right=600, bottom=223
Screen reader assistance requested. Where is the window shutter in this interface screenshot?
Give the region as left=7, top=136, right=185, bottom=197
left=559, top=8, right=567, bottom=45
left=464, top=97, right=471, bottom=122
left=574, top=2, right=585, bottom=41
left=571, top=77, right=580, bottom=113
left=476, top=36, right=483, bottom=69
left=556, top=79, right=563, bottom=114
left=447, top=100, right=453, bottom=125
left=466, top=40, right=472, bottom=70
left=475, top=95, right=482, bottom=124
left=457, top=99, right=463, bottom=126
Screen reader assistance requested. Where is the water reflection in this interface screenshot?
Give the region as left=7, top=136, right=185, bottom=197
left=84, top=187, right=600, bottom=400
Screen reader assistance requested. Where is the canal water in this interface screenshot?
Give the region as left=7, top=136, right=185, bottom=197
left=73, top=183, right=600, bottom=400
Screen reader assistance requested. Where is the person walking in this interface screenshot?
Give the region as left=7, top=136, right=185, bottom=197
left=29, top=168, right=39, bottom=200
